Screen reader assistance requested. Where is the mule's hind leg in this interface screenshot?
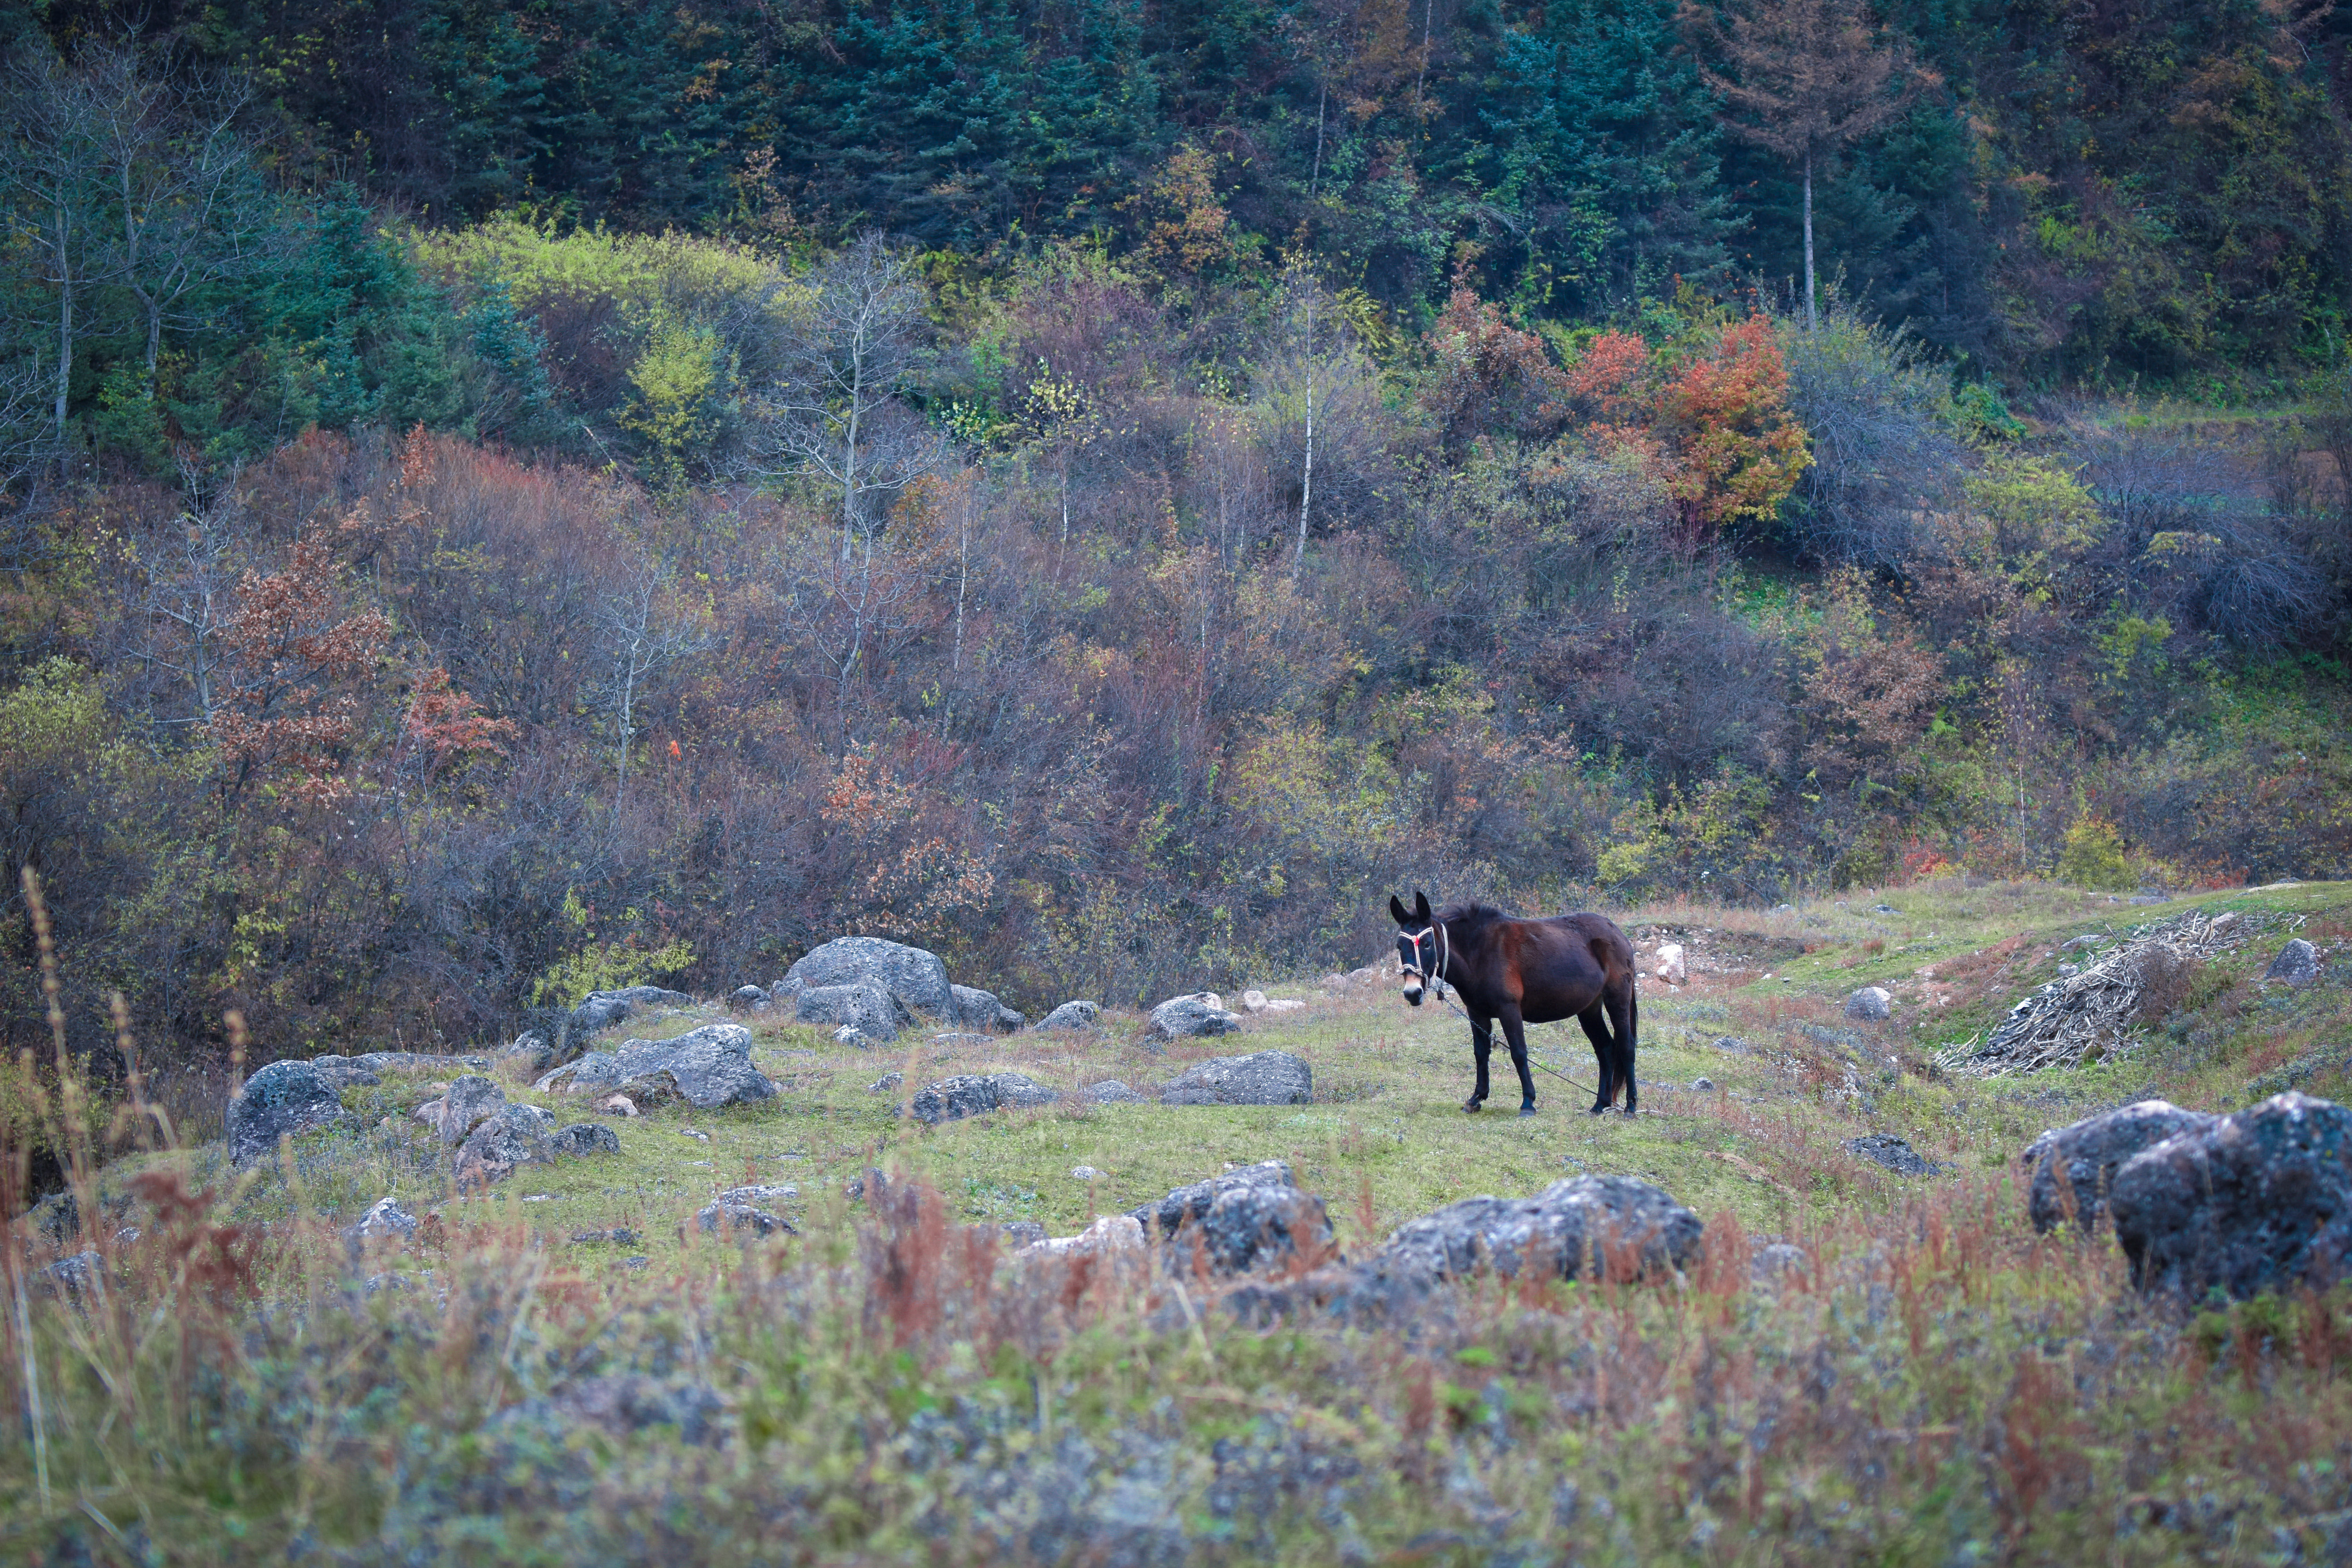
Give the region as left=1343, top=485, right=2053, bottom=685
left=1464, top=1018, right=1494, bottom=1113
left=1608, top=983, right=1639, bottom=1116
left=1576, top=1007, right=1617, bottom=1114
left=1498, top=1004, right=1538, bottom=1115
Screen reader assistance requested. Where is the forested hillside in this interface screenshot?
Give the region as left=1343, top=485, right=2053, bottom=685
left=2, top=10, right=2350, bottom=1080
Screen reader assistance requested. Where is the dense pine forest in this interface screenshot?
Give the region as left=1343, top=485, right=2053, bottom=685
left=3, top=0, right=2351, bottom=1084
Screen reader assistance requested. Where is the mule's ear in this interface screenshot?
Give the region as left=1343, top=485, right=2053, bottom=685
left=1413, top=890, right=1433, bottom=924
left=1388, top=894, right=1412, bottom=927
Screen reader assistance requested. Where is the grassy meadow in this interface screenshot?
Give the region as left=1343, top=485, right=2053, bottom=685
left=7, top=876, right=2352, bottom=1564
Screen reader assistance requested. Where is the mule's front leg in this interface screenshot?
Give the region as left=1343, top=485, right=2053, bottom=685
left=1499, top=1005, right=1537, bottom=1116
left=1464, top=1020, right=1493, bottom=1113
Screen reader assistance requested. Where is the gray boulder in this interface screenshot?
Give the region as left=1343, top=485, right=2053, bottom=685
left=535, top=1024, right=777, bottom=1109
left=1842, top=1134, right=1943, bottom=1176
left=2020, top=1100, right=2216, bottom=1233
left=1844, top=987, right=1893, bottom=1022
left=995, top=1220, right=1048, bottom=1248
left=696, top=1199, right=796, bottom=1238
left=783, top=936, right=953, bottom=1017
left=1036, top=1000, right=1102, bottom=1031
left=793, top=977, right=906, bottom=1043
left=1159, top=1051, right=1312, bottom=1107
left=229, top=1060, right=355, bottom=1166
left=867, top=1071, right=904, bottom=1095
left=433, top=1074, right=509, bottom=1146
left=1131, top=1160, right=1332, bottom=1277
left=2266, top=938, right=2321, bottom=987
left=2111, top=1091, right=2352, bottom=1299
left=949, top=983, right=1025, bottom=1033
left=1148, top=992, right=1242, bottom=1040
left=549, top=1122, right=622, bottom=1158
left=729, top=985, right=770, bottom=1011
left=909, top=1073, right=1060, bottom=1125
left=1083, top=1080, right=1146, bottom=1104
left=454, top=1103, right=558, bottom=1186
left=1365, top=1176, right=1702, bottom=1296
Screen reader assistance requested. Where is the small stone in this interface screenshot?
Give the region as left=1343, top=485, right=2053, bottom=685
left=1019, top=1213, right=1146, bottom=1259
left=1843, top=1134, right=1942, bottom=1176
left=1751, top=1242, right=1808, bottom=1281
left=1655, top=944, right=1687, bottom=985
left=1316, top=973, right=1349, bottom=992
left=867, top=1071, right=904, bottom=1095
left=572, top=1228, right=641, bottom=1247
left=1241, top=989, right=1269, bottom=1013
left=1072, top=1165, right=1105, bottom=1181
left=346, top=1196, right=419, bottom=1246
left=716, top=1183, right=799, bottom=1206
left=1263, top=998, right=1306, bottom=1013
left=1692, top=1078, right=1715, bottom=1092
left=1083, top=1080, right=1147, bottom=1103
left=2266, top=938, right=2321, bottom=987
left=1036, top=1000, right=1102, bottom=1031
left=597, top=1094, right=638, bottom=1117
left=695, top=1200, right=795, bottom=1238
left=679, top=1128, right=710, bottom=1142
left=1711, top=1036, right=1751, bottom=1053
left=1844, top=987, right=1893, bottom=1022
left=730, top=985, right=770, bottom=1011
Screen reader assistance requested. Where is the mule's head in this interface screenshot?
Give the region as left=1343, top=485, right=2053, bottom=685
left=1388, top=890, right=1437, bottom=1005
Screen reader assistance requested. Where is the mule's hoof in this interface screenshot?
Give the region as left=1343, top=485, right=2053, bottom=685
left=1587, top=1104, right=1612, bottom=1117
left=1517, top=1104, right=1537, bottom=1118
left=1462, top=1099, right=1484, bottom=1114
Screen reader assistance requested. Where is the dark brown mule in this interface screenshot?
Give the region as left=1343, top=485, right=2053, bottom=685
left=1388, top=890, right=1641, bottom=1116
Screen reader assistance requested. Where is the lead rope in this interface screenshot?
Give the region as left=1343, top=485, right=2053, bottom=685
left=1419, top=922, right=1598, bottom=1099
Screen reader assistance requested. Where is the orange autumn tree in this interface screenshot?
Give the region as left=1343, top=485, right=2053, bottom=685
left=207, top=532, right=393, bottom=804
left=1566, top=315, right=1810, bottom=539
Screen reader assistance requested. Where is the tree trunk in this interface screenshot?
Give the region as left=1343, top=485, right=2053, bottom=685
left=1293, top=361, right=1316, bottom=584
left=1802, top=148, right=1817, bottom=333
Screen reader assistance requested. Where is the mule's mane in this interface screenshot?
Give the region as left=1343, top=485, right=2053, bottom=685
left=1436, top=901, right=1508, bottom=937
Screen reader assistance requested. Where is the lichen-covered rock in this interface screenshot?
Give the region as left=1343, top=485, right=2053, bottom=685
left=729, top=985, right=770, bottom=1011
left=782, top=936, right=953, bottom=1017
left=1158, top=1051, right=1312, bottom=1107
left=1363, top=1176, right=1701, bottom=1295
left=1036, top=1000, right=1102, bottom=1031
left=715, top=1183, right=798, bottom=1206
left=2266, top=938, right=2321, bottom=987
left=2020, top=1100, right=2215, bottom=1232
left=535, top=1024, right=777, bottom=1109
left=1844, top=987, right=1893, bottom=1021
left=2110, top=1091, right=2352, bottom=1299
left=454, top=1103, right=558, bottom=1186
left=229, top=1060, right=355, bottom=1166
left=432, top=1074, right=509, bottom=1145
left=1147, top=992, right=1242, bottom=1040
left=909, top=1072, right=1059, bottom=1125
left=549, top=1122, right=621, bottom=1157
left=1083, top=1080, right=1146, bottom=1103
left=949, top=983, right=1026, bottom=1032
left=1130, top=1160, right=1333, bottom=1277
left=1842, top=1134, right=1944, bottom=1176
left=793, top=977, right=906, bottom=1042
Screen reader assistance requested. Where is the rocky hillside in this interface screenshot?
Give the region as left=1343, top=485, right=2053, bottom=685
left=6, top=876, right=2350, bottom=1561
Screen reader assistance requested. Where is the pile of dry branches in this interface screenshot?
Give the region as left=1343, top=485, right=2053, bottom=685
left=1935, top=909, right=2247, bottom=1076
